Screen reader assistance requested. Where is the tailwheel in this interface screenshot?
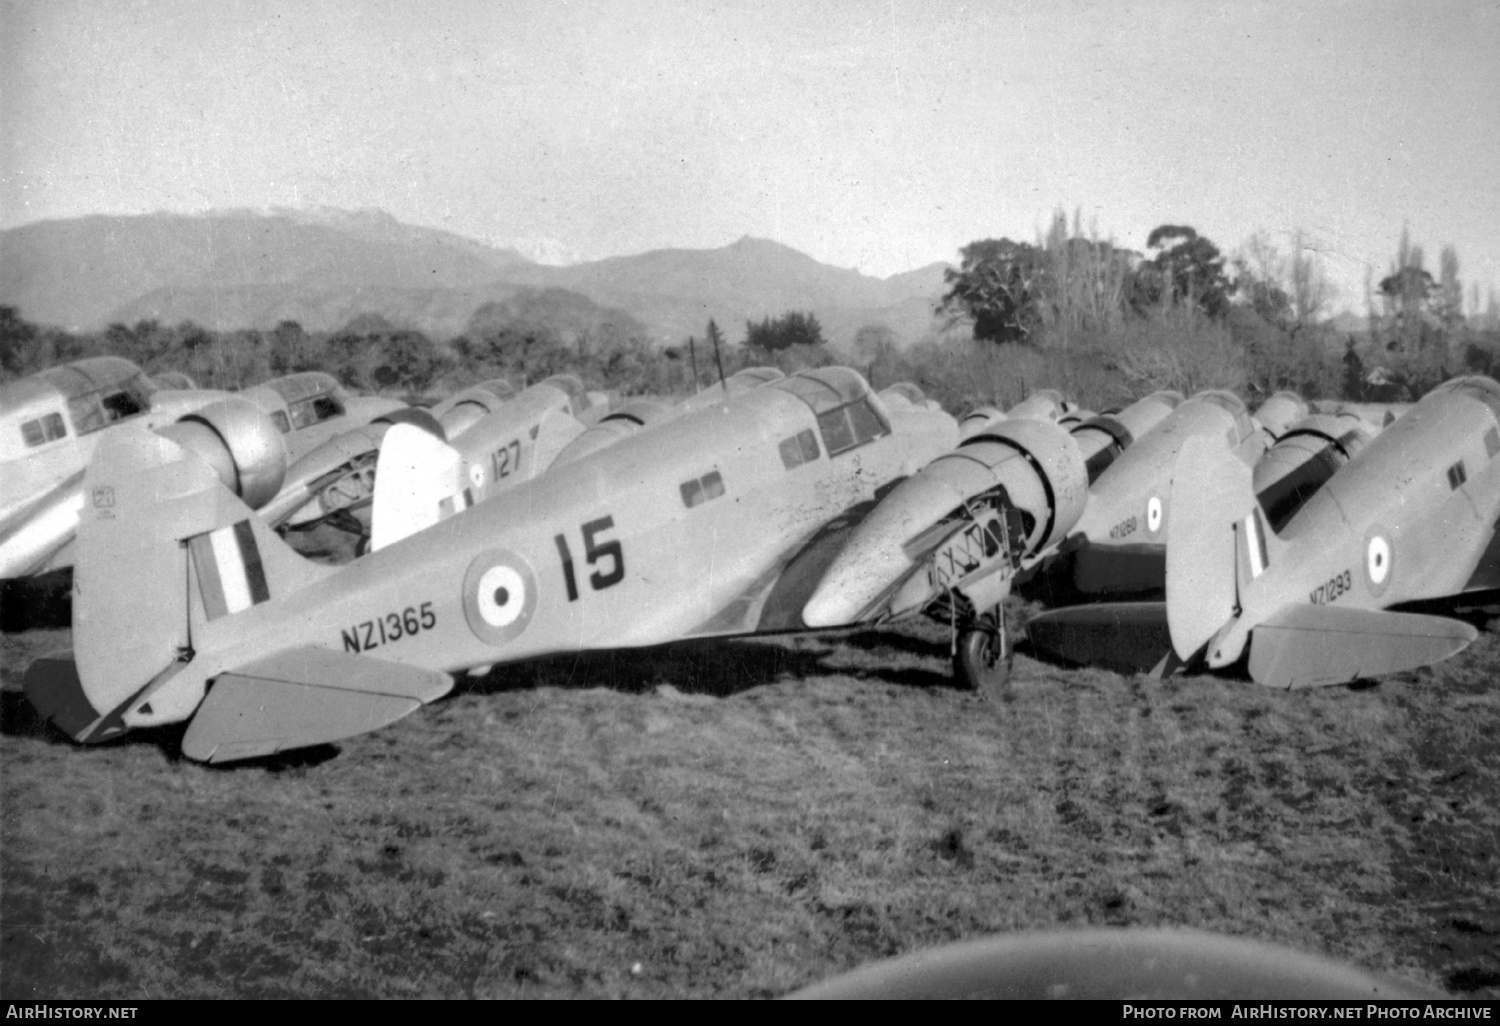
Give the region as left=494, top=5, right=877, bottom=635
left=954, top=606, right=1011, bottom=700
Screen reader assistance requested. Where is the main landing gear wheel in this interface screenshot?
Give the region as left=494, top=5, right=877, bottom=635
left=954, top=608, right=1011, bottom=700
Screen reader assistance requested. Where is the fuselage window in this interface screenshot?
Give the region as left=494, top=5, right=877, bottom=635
left=778, top=428, right=821, bottom=470
left=20, top=413, right=66, bottom=447
left=1448, top=461, right=1468, bottom=490
left=818, top=398, right=891, bottom=457
left=680, top=470, right=726, bottom=509
left=1486, top=427, right=1499, bottom=459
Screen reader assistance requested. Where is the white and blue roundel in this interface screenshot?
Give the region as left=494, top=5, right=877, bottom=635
left=1364, top=530, right=1393, bottom=597
left=462, top=548, right=537, bottom=645
left=1146, top=495, right=1164, bottom=535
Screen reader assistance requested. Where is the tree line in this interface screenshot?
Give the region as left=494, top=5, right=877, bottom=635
left=0, top=290, right=843, bottom=401
left=935, top=211, right=1500, bottom=406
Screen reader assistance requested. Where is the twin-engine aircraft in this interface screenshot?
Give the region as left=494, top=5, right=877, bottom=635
left=801, top=390, right=1182, bottom=692
left=24, top=367, right=958, bottom=762
left=1, top=358, right=231, bottom=579
left=1161, top=375, right=1500, bottom=688
left=1024, top=398, right=1404, bottom=673
left=1, top=363, right=412, bottom=580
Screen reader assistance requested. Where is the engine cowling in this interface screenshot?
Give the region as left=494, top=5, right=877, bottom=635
left=1253, top=413, right=1377, bottom=531
left=433, top=379, right=516, bottom=440
left=1070, top=391, right=1183, bottom=483
left=1006, top=389, right=1075, bottom=424
left=551, top=399, right=676, bottom=469
left=156, top=397, right=287, bottom=510
left=802, top=417, right=1087, bottom=628
left=374, top=406, right=446, bottom=440
left=1251, top=391, right=1308, bottom=439
left=958, top=405, right=1006, bottom=440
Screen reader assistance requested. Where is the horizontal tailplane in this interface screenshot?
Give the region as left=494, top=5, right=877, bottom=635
left=181, top=647, right=452, bottom=763
left=1248, top=605, right=1476, bottom=689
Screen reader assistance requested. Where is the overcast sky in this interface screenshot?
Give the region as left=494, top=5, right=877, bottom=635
left=4, top=0, right=1497, bottom=310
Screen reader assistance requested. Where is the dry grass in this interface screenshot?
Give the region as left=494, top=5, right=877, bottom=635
left=2, top=611, right=1497, bottom=999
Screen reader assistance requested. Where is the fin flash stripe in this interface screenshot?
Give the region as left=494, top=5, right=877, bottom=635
left=1242, top=509, right=1268, bottom=579
left=190, top=520, right=270, bottom=620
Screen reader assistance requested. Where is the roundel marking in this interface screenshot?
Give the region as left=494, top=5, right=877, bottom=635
left=1364, top=530, right=1393, bottom=597
left=462, top=547, right=537, bottom=645
left=1146, top=495, right=1164, bottom=535
left=469, top=463, right=486, bottom=490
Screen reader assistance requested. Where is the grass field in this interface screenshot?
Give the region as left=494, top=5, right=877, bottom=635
left=2, top=609, right=1497, bottom=999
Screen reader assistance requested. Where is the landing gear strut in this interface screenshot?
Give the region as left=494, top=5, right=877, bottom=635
left=954, top=605, right=1011, bottom=700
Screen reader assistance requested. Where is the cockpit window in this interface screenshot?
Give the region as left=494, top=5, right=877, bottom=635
left=100, top=388, right=147, bottom=422
left=818, top=397, right=891, bottom=457
left=66, top=395, right=106, bottom=436
left=288, top=393, right=344, bottom=430
left=771, top=369, right=889, bottom=458
left=270, top=411, right=291, bottom=434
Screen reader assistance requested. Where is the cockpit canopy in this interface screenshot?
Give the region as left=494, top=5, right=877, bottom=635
left=242, top=372, right=349, bottom=433
left=2, top=357, right=158, bottom=456
left=772, top=367, right=891, bottom=457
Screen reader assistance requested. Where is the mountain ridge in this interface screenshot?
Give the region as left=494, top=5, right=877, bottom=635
left=0, top=208, right=953, bottom=350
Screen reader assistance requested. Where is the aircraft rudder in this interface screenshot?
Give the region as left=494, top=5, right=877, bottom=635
left=1164, top=433, right=1255, bottom=659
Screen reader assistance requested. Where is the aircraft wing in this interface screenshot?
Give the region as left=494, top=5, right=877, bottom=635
left=1024, top=601, right=1180, bottom=675
left=180, top=646, right=452, bottom=763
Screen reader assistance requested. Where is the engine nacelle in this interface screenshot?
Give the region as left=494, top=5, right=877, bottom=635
left=149, top=371, right=197, bottom=391
left=156, top=397, right=287, bottom=511
left=374, top=406, right=446, bottom=440
left=962, top=418, right=1090, bottom=557
left=551, top=399, right=675, bottom=469
left=1006, top=389, right=1075, bottom=425
left=1254, top=413, right=1377, bottom=531
left=802, top=417, right=1087, bottom=627
left=1251, top=391, right=1308, bottom=439
left=433, top=379, right=516, bottom=440
left=958, top=405, right=1005, bottom=440
left=1070, top=391, right=1183, bottom=483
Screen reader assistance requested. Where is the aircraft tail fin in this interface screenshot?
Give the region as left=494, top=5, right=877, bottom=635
left=369, top=424, right=469, bottom=552
left=1164, top=433, right=1260, bottom=659
left=43, top=426, right=330, bottom=741
left=1248, top=605, right=1476, bottom=688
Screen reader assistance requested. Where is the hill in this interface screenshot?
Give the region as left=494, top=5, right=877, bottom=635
left=0, top=210, right=951, bottom=350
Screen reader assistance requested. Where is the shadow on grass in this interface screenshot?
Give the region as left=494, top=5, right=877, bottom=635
left=455, top=631, right=963, bottom=700
left=0, top=571, right=73, bottom=633
left=0, top=687, right=191, bottom=759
